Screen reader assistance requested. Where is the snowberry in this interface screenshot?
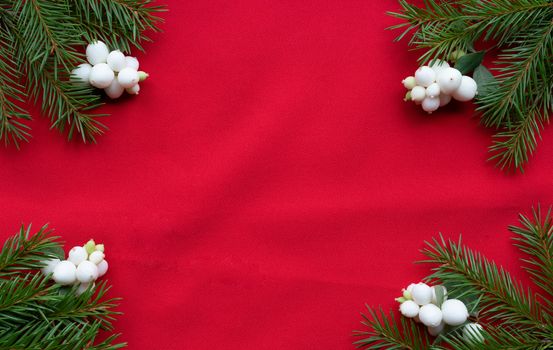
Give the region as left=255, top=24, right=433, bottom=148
left=412, top=283, right=433, bottom=305
left=105, top=79, right=125, bottom=99
left=399, top=300, right=420, bottom=318
left=402, top=76, right=416, bottom=90
left=439, top=93, right=452, bottom=107
left=427, top=322, right=445, bottom=337
left=425, top=83, right=440, bottom=98
left=431, top=285, right=447, bottom=305
left=97, top=259, right=109, bottom=277
left=125, top=56, right=140, bottom=70
left=452, top=76, right=478, bottom=102
left=418, top=304, right=443, bottom=327
left=86, top=41, right=109, bottom=65
left=462, top=323, right=484, bottom=343
left=117, top=67, right=139, bottom=88
left=89, top=63, right=115, bottom=89
left=429, top=60, right=450, bottom=76
left=41, top=258, right=61, bottom=275
left=422, top=97, right=440, bottom=114
left=71, top=63, right=92, bottom=85
left=88, top=250, right=105, bottom=265
left=411, top=86, right=426, bottom=102
left=68, top=246, right=88, bottom=266
left=107, top=50, right=126, bottom=72
left=53, top=260, right=77, bottom=285
left=436, top=67, right=462, bottom=94
left=415, top=66, right=436, bottom=87
left=76, top=260, right=99, bottom=283
left=441, top=299, right=469, bottom=326
left=126, top=84, right=140, bottom=95
left=95, top=244, right=105, bottom=252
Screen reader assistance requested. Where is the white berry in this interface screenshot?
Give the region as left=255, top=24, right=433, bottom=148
left=427, top=322, right=445, bottom=336
left=41, top=258, right=61, bottom=275
left=71, top=63, right=92, bottom=85
left=441, top=299, right=469, bottom=326
left=418, top=304, right=443, bottom=327
left=415, top=66, right=436, bottom=87
left=402, top=76, right=416, bottom=90
left=452, top=76, right=478, bottom=102
left=411, top=86, right=426, bottom=102
left=52, top=260, right=77, bottom=285
left=107, top=50, right=126, bottom=72
left=88, top=250, right=105, bottom=264
left=126, top=84, right=140, bottom=95
left=76, top=282, right=95, bottom=296
left=76, top=260, right=99, bottom=283
left=125, top=56, right=140, bottom=70
left=97, top=259, right=109, bottom=277
left=462, top=323, right=484, bottom=343
left=104, top=79, right=125, bottom=99
left=412, top=283, right=433, bottom=305
left=117, top=67, right=139, bottom=88
left=86, top=41, right=109, bottom=65
left=429, top=60, right=450, bottom=76
left=436, top=67, right=462, bottom=94
left=426, top=83, right=440, bottom=98
left=68, top=246, right=88, bottom=266
left=422, top=97, right=440, bottom=114
left=439, top=93, right=452, bottom=107
left=89, top=63, right=115, bottom=89
left=399, top=300, right=420, bottom=318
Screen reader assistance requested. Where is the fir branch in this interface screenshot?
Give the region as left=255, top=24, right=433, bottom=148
left=509, top=206, right=553, bottom=303
left=0, top=225, right=61, bottom=276
left=49, top=281, right=121, bottom=330
left=72, top=0, right=165, bottom=53
left=389, top=0, right=553, bottom=170
left=476, top=19, right=553, bottom=128
left=421, top=235, right=551, bottom=328
left=0, top=319, right=125, bottom=350
left=0, top=11, right=31, bottom=147
left=487, top=105, right=546, bottom=171
left=435, top=324, right=552, bottom=350
left=0, top=225, right=126, bottom=349
left=0, top=0, right=165, bottom=145
left=13, top=0, right=83, bottom=76
left=354, top=306, right=431, bottom=349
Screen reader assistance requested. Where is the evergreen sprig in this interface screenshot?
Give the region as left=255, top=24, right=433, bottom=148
left=388, top=0, right=553, bottom=171
left=0, top=0, right=164, bottom=146
left=0, top=224, right=125, bottom=349
left=355, top=205, right=553, bottom=349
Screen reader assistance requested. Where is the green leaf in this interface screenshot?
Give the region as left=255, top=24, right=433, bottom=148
left=473, top=65, right=498, bottom=98
left=454, top=51, right=485, bottom=74
left=434, top=285, right=446, bottom=306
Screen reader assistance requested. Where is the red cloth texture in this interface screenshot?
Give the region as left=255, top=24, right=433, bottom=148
left=1, top=0, right=552, bottom=348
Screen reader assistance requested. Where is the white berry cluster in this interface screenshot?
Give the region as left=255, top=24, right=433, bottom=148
left=41, top=239, right=109, bottom=295
left=402, top=60, right=478, bottom=113
left=397, top=282, right=483, bottom=342
left=71, top=41, right=148, bottom=99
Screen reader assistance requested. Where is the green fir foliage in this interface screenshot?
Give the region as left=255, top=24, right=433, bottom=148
left=0, top=0, right=164, bottom=146
left=0, top=224, right=125, bottom=349
left=388, top=0, right=553, bottom=171
left=355, top=206, right=553, bottom=349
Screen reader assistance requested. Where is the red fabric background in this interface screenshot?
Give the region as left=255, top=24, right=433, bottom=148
left=1, top=0, right=552, bottom=348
